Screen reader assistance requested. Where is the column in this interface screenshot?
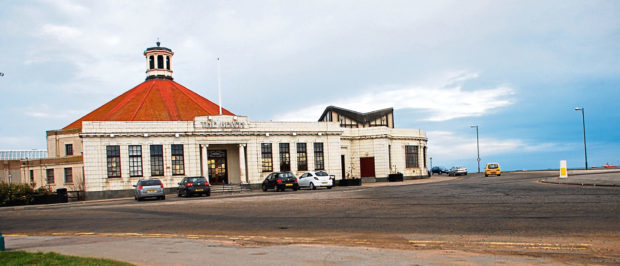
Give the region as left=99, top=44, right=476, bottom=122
left=201, top=144, right=209, bottom=178
left=239, top=144, right=247, bottom=184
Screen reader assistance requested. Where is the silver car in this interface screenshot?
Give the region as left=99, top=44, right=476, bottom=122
left=448, top=166, right=468, bottom=176
left=134, top=178, right=165, bottom=200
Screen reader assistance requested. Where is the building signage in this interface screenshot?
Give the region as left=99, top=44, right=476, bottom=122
left=196, top=116, right=249, bottom=129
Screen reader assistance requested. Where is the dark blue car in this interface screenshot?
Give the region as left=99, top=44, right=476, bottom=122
left=431, top=166, right=448, bottom=175
left=177, top=176, right=211, bottom=197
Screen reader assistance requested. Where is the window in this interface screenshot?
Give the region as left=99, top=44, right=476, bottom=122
left=171, top=144, right=185, bottom=175
left=129, top=145, right=143, bottom=177
left=64, top=167, right=73, bottom=183
left=157, top=55, right=164, bottom=69
left=279, top=143, right=290, bottom=171
left=166, top=56, right=170, bottom=70
left=369, top=116, right=388, bottom=127
left=106, top=145, right=121, bottom=178
left=150, top=145, right=164, bottom=176
left=314, top=142, right=324, bottom=170
left=339, top=116, right=357, bottom=128
left=261, top=143, right=273, bottom=172
left=297, top=143, right=307, bottom=171
left=405, top=145, right=419, bottom=168
left=29, top=170, right=34, bottom=183
left=65, top=144, right=73, bottom=156
left=423, top=147, right=427, bottom=168
left=46, top=169, right=54, bottom=184
left=149, top=55, right=154, bottom=69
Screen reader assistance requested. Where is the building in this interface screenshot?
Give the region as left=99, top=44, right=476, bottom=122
left=14, top=43, right=428, bottom=199
left=0, top=150, right=48, bottom=185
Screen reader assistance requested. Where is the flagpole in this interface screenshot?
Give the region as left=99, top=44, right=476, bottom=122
left=217, top=57, right=222, bottom=115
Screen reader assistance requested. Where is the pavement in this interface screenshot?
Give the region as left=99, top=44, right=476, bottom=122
left=537, top=168, right=620, bottom=187
left=2, top=171, right=619, bottom=265
left=3, top=235, right=553, bottom=265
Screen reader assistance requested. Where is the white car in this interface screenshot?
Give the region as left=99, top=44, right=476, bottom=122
left=298, top=171, right=334, bottom=190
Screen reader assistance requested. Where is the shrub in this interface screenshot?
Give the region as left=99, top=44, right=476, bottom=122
left=0, top=182, right=35, bottom=206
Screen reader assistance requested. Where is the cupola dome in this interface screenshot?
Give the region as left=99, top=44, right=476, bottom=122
left=144, top=41, right=174, bottom=80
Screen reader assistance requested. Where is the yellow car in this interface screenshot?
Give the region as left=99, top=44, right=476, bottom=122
left=485, top=163, right=501, bottom=177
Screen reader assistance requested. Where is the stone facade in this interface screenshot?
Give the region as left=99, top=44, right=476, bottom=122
left=19, top=115, right=427, bottom=199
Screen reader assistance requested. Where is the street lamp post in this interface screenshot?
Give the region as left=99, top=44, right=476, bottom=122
left=430, top=157, right=433, bottom=171
left=574, top=107, right=588, bottom=170
left=470, top=125, right=480, bottom=173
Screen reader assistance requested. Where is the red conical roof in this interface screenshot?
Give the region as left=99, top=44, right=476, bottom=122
left=64, top=79, right=234, bottom=130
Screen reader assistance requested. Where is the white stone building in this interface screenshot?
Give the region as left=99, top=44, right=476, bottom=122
left=20, top=43, right=428, bottom=199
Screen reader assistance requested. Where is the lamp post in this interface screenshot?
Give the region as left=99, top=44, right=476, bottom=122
left=430, top=157, right=433, bottom=170
left=470, top=125, right=480, bottom=173
left=574, top=107, right=588, bottom=170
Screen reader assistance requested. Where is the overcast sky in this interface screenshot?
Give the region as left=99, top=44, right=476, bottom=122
left=1, top=0, right=619, bottom=171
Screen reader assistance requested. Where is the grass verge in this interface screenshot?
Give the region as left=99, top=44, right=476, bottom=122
left=0, top=250, right=133, bottom=265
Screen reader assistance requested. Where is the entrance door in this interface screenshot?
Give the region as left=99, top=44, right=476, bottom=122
left=208, top=150, right=228, bottom=184
left=360, top=157, right=375, bottom=178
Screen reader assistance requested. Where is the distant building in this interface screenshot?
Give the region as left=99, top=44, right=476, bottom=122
left=0, top=150, right=47, bottom=184
left=11, top=42, right=428, bottom=199
left=319, top=106, right=394, bottom=129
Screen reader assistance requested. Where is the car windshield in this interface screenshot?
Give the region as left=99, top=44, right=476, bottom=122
left=141, top=179, right=161, bottom=186
left=315, top=171, right=328, bottom=176
left=278, top=173, right=294, bottom=178
left=188, top=177, right=206, bottom=183
left=488, top=164, right=499, bottom=169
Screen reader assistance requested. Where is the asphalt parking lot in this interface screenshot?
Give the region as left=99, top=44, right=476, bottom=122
left=2, top=170, right=619, bottom=265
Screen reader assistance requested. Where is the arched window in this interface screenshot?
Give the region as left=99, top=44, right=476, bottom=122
left=166, top=56, right=170, bottom=70
left=157, top=55, right=164, bottom=69
left=149, top=56, right=154, bottom=69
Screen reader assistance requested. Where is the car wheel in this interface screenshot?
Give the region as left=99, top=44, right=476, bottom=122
left=262, top=184, right=267, bottom=192
left=498, top=174, right=501, bottom=176
left=293, top=186, right=299, bottom=191
left=310, top=183, right=316, bottom=190
left=205, top=191, right=211, bottom=197
left=327, top=186, right=332, bottom=189
left=137, top=197, right=142, bottom=201
left=185, top=190, right=191, bottom=197
left=134, top=195, right=138, bottom=200
left=485, top=174, right=488, bottom=177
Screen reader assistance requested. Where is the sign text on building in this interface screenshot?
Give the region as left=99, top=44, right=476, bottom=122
left=196, top=116, right=249, bottom=129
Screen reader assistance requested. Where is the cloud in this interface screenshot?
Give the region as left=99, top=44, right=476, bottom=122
left=47, top=0, right=89, bottom=14
left=23, top=105, right=85, bottom=120
left=0, top=136, right=43, bottom=150
left=426, top=130, right=570, bottom=161
left=274, top=71, right=515, bottom=122
left=40, top=24, right=83, bottom=40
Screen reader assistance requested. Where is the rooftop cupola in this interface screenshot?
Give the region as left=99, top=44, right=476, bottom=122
left=144, top=41, right=174, bottom=80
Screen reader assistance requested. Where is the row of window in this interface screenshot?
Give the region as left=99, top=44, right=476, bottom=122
left=43, top=167, right=73, bottom=185
left=104, top=143, right=422, bottom=178
left=106, top=144, right=184, bottom=178
left=323, top=112, right=389, bottom=128
left=261, top=142, right=324, bottom=172
left=148, top=55, right=171, bottom=70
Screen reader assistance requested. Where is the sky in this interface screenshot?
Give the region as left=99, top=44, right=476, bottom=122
left=0, top=0, right=619, bottom=171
